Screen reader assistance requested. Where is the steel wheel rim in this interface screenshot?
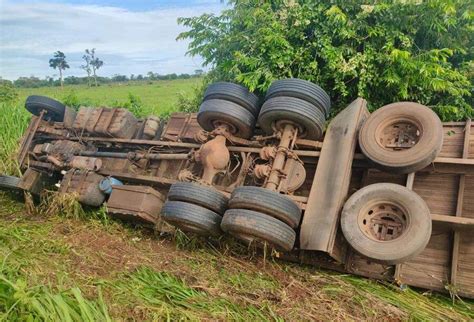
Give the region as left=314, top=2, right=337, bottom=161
left=357, top=201, right=409, bottom=242
left=375, top=117, right=422, bottom=151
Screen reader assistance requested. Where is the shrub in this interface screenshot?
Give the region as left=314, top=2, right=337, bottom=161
left=62, top=90, right=81, bottom=110
left=113, top=93, right=146, bottom=117
left=0, top=82, right=18, bottom=104
left=178, top=0, right=474, bottom=120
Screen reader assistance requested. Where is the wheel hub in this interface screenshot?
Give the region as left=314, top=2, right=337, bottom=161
left=211, top=120, right=237, bottom=135
left=376, top=119, right=421, bottom=150
left=273, top=120, right=304, bottom=138
left=358, top=202, right=408, bottom=242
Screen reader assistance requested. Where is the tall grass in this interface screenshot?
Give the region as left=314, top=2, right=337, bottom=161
left=0, top=274, right=111, bottom=322
left=0, top=103, right=30, bottom=175
left=0, top=196, right=111, bottom=321
left=110, top=266, right=277, bottom=321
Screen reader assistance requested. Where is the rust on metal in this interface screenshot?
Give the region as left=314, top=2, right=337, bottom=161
left=13, top=96, right=474, bottom=299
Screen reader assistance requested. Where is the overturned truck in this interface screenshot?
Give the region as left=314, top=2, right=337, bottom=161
left=4, top=79, right=474, bottom=298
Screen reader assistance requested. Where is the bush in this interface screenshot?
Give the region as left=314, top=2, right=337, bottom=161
left=178, top=0, right=473, bottom=120
left=114, top=93, right=146, bottom=117
left=177, top=78, right=209, bottom=113
left=0, top=82, right=18, bottom=104
left=62, top=90, right=81, bottom=110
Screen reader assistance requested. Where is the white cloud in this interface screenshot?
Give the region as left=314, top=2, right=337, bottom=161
left=0, top=1, right=224, bottom=79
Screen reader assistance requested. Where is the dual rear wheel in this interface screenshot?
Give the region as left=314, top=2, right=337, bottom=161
left=161, top=183, right=301, bottom=252
left=221, top=186, right=302, bottom=251
left=197, top=78, right=331, bottom=141
left=161, top=182, right=228, bottom=237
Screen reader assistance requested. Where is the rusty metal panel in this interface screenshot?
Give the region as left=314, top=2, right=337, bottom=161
left=72, top=107, right=138, bottom=139
left=299, top=98, right=369, bottom=262
left=161, top=112, right=200, bottom=142
left=18, top=168, right=57, bottom=195
left=107, top=185, right=165, bottom=224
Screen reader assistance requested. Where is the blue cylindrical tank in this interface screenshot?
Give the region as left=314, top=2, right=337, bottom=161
left=99, top=177, right=123, bottom=195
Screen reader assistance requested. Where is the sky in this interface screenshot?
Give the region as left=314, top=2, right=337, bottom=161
left=0, top=0, right=226, bottom=80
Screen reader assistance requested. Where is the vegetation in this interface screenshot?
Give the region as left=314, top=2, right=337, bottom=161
left=178, top=0, right=474, bottom=120
left=84, top=48, right=104, bottom=87
left=0, top=191, right=473, bottom=320
left=49, top=51, right=70, bottom=89
left=6, top=72, right=203, bottom=89
left=0, top=81, right=18, bottom=104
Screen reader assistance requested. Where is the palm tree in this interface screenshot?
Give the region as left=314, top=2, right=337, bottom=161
left=49, top=51, right=70, bottom=88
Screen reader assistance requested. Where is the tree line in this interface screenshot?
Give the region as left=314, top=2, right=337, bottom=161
left=7, top=72, right=203, bottom=88
left=39, top=48, right=204, bottom=89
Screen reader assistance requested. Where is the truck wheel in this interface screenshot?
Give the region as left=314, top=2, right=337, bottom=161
left=203, top=82, right=260, bottom=116
left=359, top=102, right=443, bottom=174
left=258, top=96, right=325, bottom=140
left=341, top=183, right=431, bottom=264
left=265, top=78, right=331, bottom=116
left=221, top=209, right=296, bottom=251
left=198, top=99, right=255, bottom=139
left=167, top=182, right=229, bottom=215
left=0, top=175, right=22, bottom=191
left=25, top=95, right=66, bottom=122
left=161, top=201, right=222, bottom=237
left=228, top=186, right=301, bottom=228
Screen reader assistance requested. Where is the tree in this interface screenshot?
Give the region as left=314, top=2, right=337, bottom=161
left=81, top=51, right=92, bottom=87
left=147, top=71, right=156, bottom=80
left=178, top=0, right=474, bottom=121
left=84, top=48, right=104, bottom=87
left=49, top=51, right=69, bottom=89
left=194, top=69, right=204, bottom=76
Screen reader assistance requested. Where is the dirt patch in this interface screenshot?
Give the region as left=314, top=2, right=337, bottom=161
left=0, top=207, right=423, bottom=320
left=54, top=221, right=186, bottom=279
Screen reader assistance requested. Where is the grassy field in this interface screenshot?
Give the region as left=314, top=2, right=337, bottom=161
left=16, top=78, right=201, bottom=117
left=1, top=79, right=474, bottom=320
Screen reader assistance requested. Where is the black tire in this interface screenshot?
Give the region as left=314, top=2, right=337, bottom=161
left=258, top=96, right=325, bottom=140
left=229, top=186, right=301, bottom=228
left=0, top=175, right=21, bottom=191
left=221, top=209, right=296, bottom=251
left=341, top=183, right=431, bottom=264
left=167, top=182, right=229, bottom=215
left=197, top=99, right=256, bottom=139
left=161, top=201, right=222, bottom=237
left=359, top=102, right=443, bottom=174
left=265, top=78, right=331, bottom=116
left=25, top=95, right=66, bottom=122
left=203, top=82, right=260, bottom=116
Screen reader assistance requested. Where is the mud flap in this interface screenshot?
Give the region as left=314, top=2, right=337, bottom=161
left=299, top=98, right=369, bottom=262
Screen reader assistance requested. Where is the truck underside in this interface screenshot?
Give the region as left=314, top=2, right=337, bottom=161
left=8, top=82, right=474, bottom=299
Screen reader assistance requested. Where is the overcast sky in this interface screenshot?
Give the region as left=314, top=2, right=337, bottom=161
left=0, top=0, right=226, bottom=80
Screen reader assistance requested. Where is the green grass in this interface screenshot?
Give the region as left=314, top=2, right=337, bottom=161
left=1, top=80, right=474, bottom=320
left=16, top=78, right=201, bottom=117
